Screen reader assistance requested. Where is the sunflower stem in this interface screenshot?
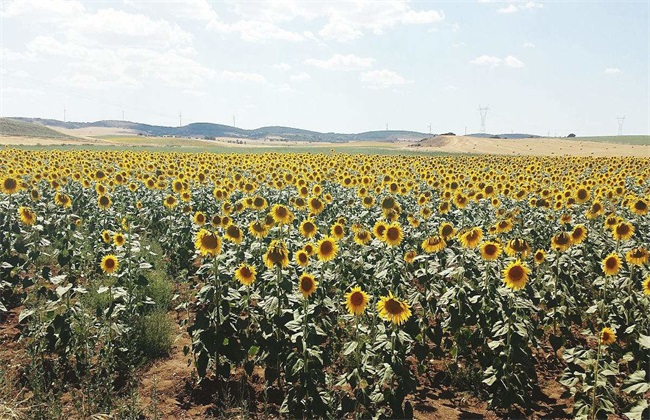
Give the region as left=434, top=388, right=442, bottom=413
left=303, top=298, right=309, bottom=375
left=590, top=340, right=602, bottom=420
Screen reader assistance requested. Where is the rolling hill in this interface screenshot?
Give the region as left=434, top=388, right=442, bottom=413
left=0, top=118, right=72, bottom=138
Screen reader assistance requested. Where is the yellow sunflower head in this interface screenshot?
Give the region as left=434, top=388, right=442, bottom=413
left=101, top=254, right=119, bottom=274
left=383, top=223, right=403, bottom=247
left=439, top=222, right=456, bottom=240
left=344, top=286, right=370, bottom=316
left=641, top=276, right=650, bottom=296
left=195, top=229, right=222, bottom=257
left=421, top=235, right=446, bottom=254
left=316, top=237, right=338, bottom=262
left=551, top=232, right=572, bottom=252
left=18, top=206, right=36, bottom=226
left=404, top=250, right=417, bottom=264
left=193, top=211, right=206, bottom=226
left=600, top=327, right=616, bottom=346
left=295, top=249, right=310, bottom=267
left=113, top=233, right=126, bottom=247
left=330, top=223, right=345, bottom=240
left=354, top=229, right=372, bottom=246
left=612, top=221, right=634, bottom=242
left=534, top=249, right=546, bottom=265
left=626, top=247, right=649, bottom=266
left=480, top=241, right=502, bottom=261
left=298, top=273, right=318, bottom=298
left=224, top=223, right=244, bottom=244
left=299, top=219, right=318, bottom=238
left=97, top=195, right=112, bottom=210
left=1, top=177, right=20, bottom=195
left=459, top=227, right=483, bottom=249
left=570, top=224, right=588, bottom=245
left=264, top=240, right=289, bottom=269
left=376, top=292, right=411, bottom=325
left=601, top=252, right=621, bottom=276
left=234, top=263, right=256, bottom=286
left=502, top=259, right=531, bottom=291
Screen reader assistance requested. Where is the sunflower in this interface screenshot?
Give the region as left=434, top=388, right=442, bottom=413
left=612, top=221, right=634, bottom=241
left=224, top=223, right=244, bottom=244
left=570, top=224, right=588, bottom=245
left=421, top=236, right=446, bottom=253
left=1, top=177, right=19, bottom=194
left=163, top=195, right=177, bottom=209
left=113, top=233, right=126, bottom=247
left=295, top=249, right=310, bottom=267
left=642, top=276, right=650, bottom=296
left=354, top=229, right=372, bottom=246
left=480, top=241, right=502, bottom=261
left=601, top=252, right=621, bottom=276
left=248, top=220, right=269, bottom=239
left=18, top=207, right=36, bottom=225
left=626, top=247, right=649, bottom=266
left=404, top=250, right=417, bottom=264
left=600, top=327, right=616, bottom=346
left=630, top=198, right=648, bottom=215
left=101, top=230, right=112, bottom=244
left=344, top=287, right=370, bottom=316
left=373, top=221, right=388, bottom=240
left=299, top=219, right=318, bottom=238
left=551, top=232, right=572, bottom=252
left=234, top=263, right=256, bottom=286
left=505, top=238, right=531, bottom=258
left=459, top=227, right=483, bottom=249
left=376, top=292, right=412, bottom=325
left=101, top=254, right=119, bottom=274
left=54, top=192, right=72, bottom=208
left=97, top=195, right=112, bottom=209
left=383, top=223, right=403, bottom=247
left=298, top=273, right=318, bottom=298
left=264, top=240, right=289, bottom=269
left=193, top=211, right=206, bottom=226
left=495, top=219, right=513, bottom=234
left=195, top=229, right=222, bottom=257
left=502, top=259, right=530, bottom=291
left=308, top=197, right=325, bottom=215
left=439, top=222, right=456, bottom=240
left=316, top=237, right=338, bottom=262
left=534, top=249, right=546, bottom=265
left=330, top=223, right=345, bottom=240
left=271, top=204, right=293, bottom=225
left=303, top=242, right=315, bottom=256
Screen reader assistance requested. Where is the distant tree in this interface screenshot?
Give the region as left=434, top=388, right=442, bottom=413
left=567, top=133, right=576, bottom=138
left=441, top=132, right=456, bottom=136
left=490, top=135, right=501, bottom=139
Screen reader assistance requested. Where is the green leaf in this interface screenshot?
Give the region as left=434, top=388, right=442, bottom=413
left=624, top=399, right=648, bottom=420
left=637, top=334, right=650, bottom=349
left=343, top=341, right=358, bottom=356
left=18, top=308, right=34, bottom=323
left=622, top=370, right=649, bottom=395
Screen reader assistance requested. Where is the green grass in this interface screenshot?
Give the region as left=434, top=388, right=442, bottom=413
left=0, top=118, right=72, bottom=138
left=568, top=135, right=650, bottom=145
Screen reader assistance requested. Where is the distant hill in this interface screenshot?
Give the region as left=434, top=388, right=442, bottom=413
left=11, top=117, right=428, bottom=142
left=0, top=118, right=71, bottom=138
left=467, top=133, right=541, bottom=139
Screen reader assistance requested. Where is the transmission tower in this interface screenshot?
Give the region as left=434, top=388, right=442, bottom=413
left=616, top=116, right=625, bottom=136
left=478, top=105, right=489, bottom=133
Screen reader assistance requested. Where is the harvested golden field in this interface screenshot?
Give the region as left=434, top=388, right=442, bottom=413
left=0, top=149, right=649, bottom=419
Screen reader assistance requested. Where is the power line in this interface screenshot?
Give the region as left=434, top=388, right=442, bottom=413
left=477, top=104, right=489, bottom=133
left=617, top=115, right=625, bottom=136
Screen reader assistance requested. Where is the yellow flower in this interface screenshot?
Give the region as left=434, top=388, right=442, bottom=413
left=459, top=227, right=483, bottom=249
left=113, top=233, right=126, bottom=247
left=600, top=327, right=616, bottom=346
left=193, top=211, right=206, bottom=226
left=234, top=263, right=256, bottom=286
left=97, top=195, right=112, bottom=209
left=534, top=249, right=546, bottom=265
left=295, top=249, right=310, bottom=267
left=421, top=236, right=446, bottom=253
left=264, top=240, right=289, bottom=269
left=163, top=194, right=177, bottom=209
left=248, top=220, right=269, bottom=239
left=330, top=223, right=345, bottom=240
left=224, top=223, right=244, bottom=244
left=298, top=273, right=318, bottom=298
left=354, top=229, right=372, bottom=246
left=626, top=247, right=649, bottom=266
left=570, top=224, right=588, bottom=245
left=344, top=286, right=370, bottom=316
left=195, top=229, right=222, bottom=257
left=551, top=232, right=572, bottom=252
left=54, top=192, right=72, bottom=208
left=601, top=253, right=621, bottom=276
left=505, top=238, right=531, bottom=258
left=383, top=222, right=403, bottom=247
left=18, top=206, right=36, bottom=225
left=101, top=254, right=119, bottom=274
left=1, top=177, right=19, bottom=194
left=316, top=237, right=338, bottom=262
left=502, top=259, right=530, bottom=291
left=271, top=204, right=293, bottom=225
left=377, top=292, right=411, bottom=325
left=404, top=250, right=417, bottom=264
left=101, top=230, right=112, bottom=244
left=439, top=222, right=456, bottom=240
left=299, top=219, right=318, bottom=238
left=612, top=221, right=634, bottom=241
left=480, top=241, right=502, bottom=261
left=642, top=276, right=650, bottom=296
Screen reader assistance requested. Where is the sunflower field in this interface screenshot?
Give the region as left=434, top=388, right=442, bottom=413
left=0, top=148, right=649, bottom=419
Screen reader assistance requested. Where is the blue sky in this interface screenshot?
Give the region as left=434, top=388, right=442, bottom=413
left=1, top=0, right=648, bottom=136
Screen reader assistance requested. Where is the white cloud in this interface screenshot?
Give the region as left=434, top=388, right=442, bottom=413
left=497, top=4, right=518, bottom=14
left=290, top=72, right=311, bottom=82
left=523, top=42, right=536, bottom=48
left=471, top=55, right=525, bottom=68
left=359, top=69, right=412, bottom=89
left=451, top=42, right=466, bottom=48
left=319, top=18, right=364, bottom=42
left=208, top=19, right=304, bottom=42
left=504, top=55, right=525, bottom=68
left=273, top=63, right=292, bottom=71
left=305, top=54, right=375, bottom=71
left=470, top=55, right=503, bottom=68
left=220, top=71, right=267, bottom=84
left=0, top=0, right=85, bottom=18
left=496, top=2, right=543, bottom=13
left=604, top=67, right=622, bottom=74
